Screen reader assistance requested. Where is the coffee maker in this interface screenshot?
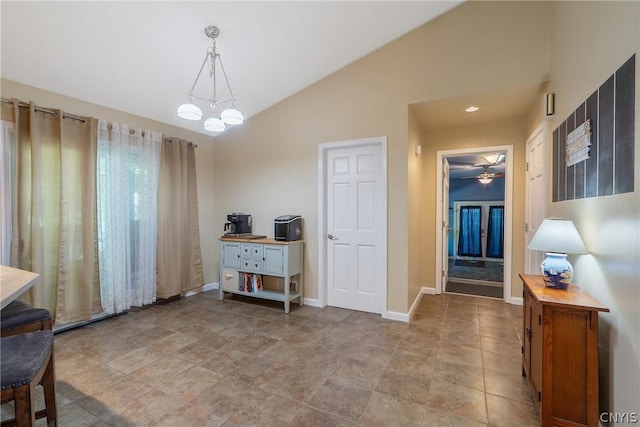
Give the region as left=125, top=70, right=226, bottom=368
left=224, top=213, right=252, bottom=236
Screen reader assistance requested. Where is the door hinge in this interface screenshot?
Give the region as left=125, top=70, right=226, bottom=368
left=441, top=270, right=445, bottom=277
left=442, top=171, right=446, bottom=179
left=526, top=162, right=529, bottom=172
left=538, top=391, right=541, bottom=401
left=525, top=223, right=529, bottom=232
left=442, top=221, right=446, bottom=229
left=521, top=345, right=524, bottom=354
left=538, top=314, right=542, bottom=325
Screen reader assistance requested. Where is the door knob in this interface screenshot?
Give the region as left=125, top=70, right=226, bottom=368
left=328, top=233, right=338, bottom=240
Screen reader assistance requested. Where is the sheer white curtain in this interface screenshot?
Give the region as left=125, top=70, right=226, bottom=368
left=0, top=120, right=15, bottom=266
left=97, top=120, right=161, bottom=314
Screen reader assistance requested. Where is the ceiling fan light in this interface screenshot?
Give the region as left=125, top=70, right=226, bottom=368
left=177, top=103, right=203, bottom=120
left=483, top=153, right=505, bottom=164
left=478, top=177, right=493, bottom=185
left=204, top=117, right=226, bottom=132
left=221, top=107, right=244, bottom=125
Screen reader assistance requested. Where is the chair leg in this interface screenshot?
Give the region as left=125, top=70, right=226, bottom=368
left=42, top=351, right=57, bottom=427
left=13, top=385, right=36, bottom=426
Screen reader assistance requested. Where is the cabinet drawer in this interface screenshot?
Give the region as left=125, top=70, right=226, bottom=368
left=241, top=259, right=262, bottom=272
left=241, top=244, right=252, bottom=259
left=251, top=245, right=263, bottom=259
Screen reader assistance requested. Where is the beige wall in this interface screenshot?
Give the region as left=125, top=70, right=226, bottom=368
left=540, top=1, right=639, bottom=417
left=212, top=1, right=550, bottom=312
left=408, top=107, right=427, bottom=309
left=420, top=117, right=529, bottom=299
left=0, top=79, right=220, bottom=286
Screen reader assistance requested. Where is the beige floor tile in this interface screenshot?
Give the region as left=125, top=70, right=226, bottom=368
left=131, top=355, right=194, bottom=387
left=41, top=291, right=536, bottom=426
left=358, top=391, right=426, bottom=426
left=329, top=357, right=385, bottom=390
left=307, top=378, right=372, bottom=422
left=106, top=346, right=164, bottom=375
left=290, top=406, right=356, bottom=426
left=100, top=389, right=186, bottom=427
left=422, top=406, right=487, bottom=427
left=436, top=342, right=483, bottom=368
left=426, top=378, right=488, bottom=424
left=146, top=331, right=199, bottom=354
left=375, top=370, right=431, bottom=404
left=433, top=359, right=485, bottom=392
left=486, top=393, right=539, bottom=426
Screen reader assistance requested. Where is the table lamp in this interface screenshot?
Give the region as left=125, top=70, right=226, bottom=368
left=527, top=218, right=588, bottom=289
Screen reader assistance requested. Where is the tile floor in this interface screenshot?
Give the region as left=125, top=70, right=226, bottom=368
left=1, top=291, right=540, bottom=426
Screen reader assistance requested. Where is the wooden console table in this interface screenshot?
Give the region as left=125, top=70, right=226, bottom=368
left=520, top=273, right=608, bottom=427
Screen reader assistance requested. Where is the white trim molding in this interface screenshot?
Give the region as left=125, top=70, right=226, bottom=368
left=185, top=282, right=219, bottom=298
left=303, top=297, right=322, bottom=307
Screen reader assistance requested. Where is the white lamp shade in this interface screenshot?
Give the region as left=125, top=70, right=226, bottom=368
left=204, top=117, right=226, bottom=132
left=177, top=103, right=203, bottom=120
left=478, top=177, right=493, bottom=184
left=220, top=107, right=244, bottom=125
left=527, top=218, right=588, bottom=254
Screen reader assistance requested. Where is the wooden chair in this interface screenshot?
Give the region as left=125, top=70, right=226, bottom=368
left=1, top=330, right=57, bottom=427
left=1, top=300, right=52, bottom=338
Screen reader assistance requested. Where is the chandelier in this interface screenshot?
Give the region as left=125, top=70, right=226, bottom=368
left=177, top=25, right=244, bottom=132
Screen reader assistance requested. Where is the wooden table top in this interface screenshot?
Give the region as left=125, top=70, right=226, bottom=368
left=0, top=265, right=40, bottom=309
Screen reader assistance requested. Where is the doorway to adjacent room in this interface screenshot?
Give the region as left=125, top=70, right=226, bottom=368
left=435, top=146, right=513, bottom=301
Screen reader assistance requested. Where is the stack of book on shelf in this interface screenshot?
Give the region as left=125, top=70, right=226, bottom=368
left=241, top=273, right=263, bottom=293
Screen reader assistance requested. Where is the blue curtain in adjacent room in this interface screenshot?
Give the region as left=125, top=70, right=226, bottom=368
left=486, top=206, right=504, bottom=258
left=457, top=206, right=482, bottom=257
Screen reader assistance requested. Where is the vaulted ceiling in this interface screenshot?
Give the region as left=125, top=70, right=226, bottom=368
left=1, top=1, right=462, bottom=136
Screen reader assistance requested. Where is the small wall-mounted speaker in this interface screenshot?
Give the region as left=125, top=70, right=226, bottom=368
left=545, top=93, right=555, bottom=116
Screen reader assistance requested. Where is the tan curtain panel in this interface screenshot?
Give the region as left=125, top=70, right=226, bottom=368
left=7, top=100, right=100, bottom=324
left=156, top=138, right=204, bottom=298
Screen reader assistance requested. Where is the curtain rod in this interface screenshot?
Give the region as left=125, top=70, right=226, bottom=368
left=1, top=98, right=87, bottom=123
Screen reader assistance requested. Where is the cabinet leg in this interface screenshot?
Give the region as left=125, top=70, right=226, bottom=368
left=284, top=300, right=290, bottom=314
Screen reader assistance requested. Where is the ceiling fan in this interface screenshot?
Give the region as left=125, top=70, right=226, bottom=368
left=461, top=164, right=504, bottom=184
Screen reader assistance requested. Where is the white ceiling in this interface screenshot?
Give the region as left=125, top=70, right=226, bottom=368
left=1, top=1, right=462, bottom=136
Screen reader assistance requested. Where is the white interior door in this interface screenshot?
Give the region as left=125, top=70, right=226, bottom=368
left=442, top=158, right=450, bottom=291
left=525, top=128, right=545, bottom=274
left=326, top=143, right=384, bottom=313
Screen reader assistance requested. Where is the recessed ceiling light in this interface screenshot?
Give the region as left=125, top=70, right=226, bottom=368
left=465, top=106, right=479, bottom=113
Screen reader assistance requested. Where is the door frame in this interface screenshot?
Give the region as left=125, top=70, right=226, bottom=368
left=317, top=136, right=388, bottom=312
left=435, top=145, right=514, bottom=303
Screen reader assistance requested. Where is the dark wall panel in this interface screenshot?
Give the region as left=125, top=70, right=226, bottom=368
left=553, top=55, right=635, bottom=202
left=598, top=75, right=615, bottom=197
left=553, top=129, right=559, bottom=202
left=566, top=112, right=576, bottom=200
left=558, top=121, right=567, bottom=201
left=614, top=55, right=635, bottom=194
left=574, top=103, right=586, bottom=199
left=585, top=91, right=599, bottom=198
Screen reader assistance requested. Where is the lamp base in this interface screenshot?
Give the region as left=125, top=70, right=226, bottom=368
left=540, top=253, right=573, bottom=289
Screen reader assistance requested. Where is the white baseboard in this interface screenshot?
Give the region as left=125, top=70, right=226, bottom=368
left=510, top=296, right=523, bottom=306
left=185, top=282, right=219, bottom=297
left=303, top=297, right=322, bottom=307
left=383, top=310, right=409, bottom=322
left=422, top=287, right=437, bottom=295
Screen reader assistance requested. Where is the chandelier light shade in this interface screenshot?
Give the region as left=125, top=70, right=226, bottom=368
left=527, top=218, right=588, bottom=289
left=177, top=102, right=203, bottom=120
left=478, top=176, right=493, bottom=185
left=176, top=25, right=244, bottom=132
